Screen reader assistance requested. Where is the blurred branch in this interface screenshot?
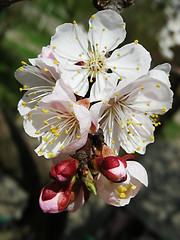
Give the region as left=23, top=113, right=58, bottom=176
left=93, top=0, right=135, bottom=13
left=0, top=0, right=26, bottom=12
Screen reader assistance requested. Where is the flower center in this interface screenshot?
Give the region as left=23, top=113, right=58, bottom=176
left=116, top=184, right=136, bottom=199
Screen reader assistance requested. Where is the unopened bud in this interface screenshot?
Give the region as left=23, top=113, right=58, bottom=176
left=50, top=159, right=79, bottom=182
left=93, top=156, right=128, bottom=183
left=39, top=180, right=72, bottom=213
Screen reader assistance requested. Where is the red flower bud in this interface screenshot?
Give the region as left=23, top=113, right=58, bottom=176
left=93, top=156, right=129, bottom=182
left=39, top=180, right=72, bottom=213
left=50, top=159, right=79, bottom=182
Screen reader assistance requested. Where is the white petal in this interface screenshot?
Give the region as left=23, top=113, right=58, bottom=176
left=90, top=72, right=117, bottom=102
left=106, top=43, right=151, bottom=81
left=88, top=10, right=126, bottom=53
left=153, top=63, right=171, bottom=74
left=61, top=69, right=89, bottom=97
left=124, top=76, right=173, bottom=115
left=51, top=23, right=88, bottom=63
left=127, top=161, right=148, bottom=187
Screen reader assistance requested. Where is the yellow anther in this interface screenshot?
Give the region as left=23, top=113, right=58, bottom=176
left=42, top=109, right=49, bottom=113
left=21, top=61, right=27, bottom=65
left=104, top=46, right=107, bottom=49
left=19, top=67, right=24, bottom=71
left=115, top=93, right=119, bottom=96
left=44, top=68, right=48, bottom=72
left=162, top=107, right=167, bottom=112
left=117, top=53, right=120, bottom=57
left=47, top=153, right=55, bottom=158
left=53, top=60, right=58, bottom=65
left=43, top=120, right=49, bottom=125
left=91, top=15, right=95, bottom=19
left=137, top=146, right=141, bottom=150
left=131, top=185, right=136, bottom=190
left=90, top=26, right=93, bottom=29
left=113, top=149, right=115, bottom=154
left=119, top=122, right=123, bottom=125
left=77, top=70, right=80, bottom=73
left=127, top=136, right=130, bottom=140
left=33, top=92, right=36, bottom=95
left=151, top=114, right=155, bottom=118
left=35, top=130, right=40, bottom=134
left=141, top=86, right=144, bottom=89
left=168, top=74, right=170, bottom=77
left=23, top=85, right=27, bottom=89
left=102, top=28, right=105, bottom=31
left=69, top=103, right=73, bottom=107
left=147, top=103, right=150, bottom=106
left=122, top=24, right=125, bottom=28
left=156, top=114, right=158, bottom=118
left=136, top=67, right=140, bottom=70
left=112, top=140, right=115, bottom=144
left=132, top=133, right=135, bottom=136
left=60, top=145, right=65, bottom=149
left=120, top=76, right=123, bottom=80
left=53, top=46, right=56, bottom=49
left=19, top=88, right=23, bottom=91
left=73, top=20, right=76, bottom=24
left=27, top=113, right=32, bottom=118
left=90, top=79, right=93, bottom=83
left=134, top=40, right=139, bottom=44
left=79, top=54, right=82, bottom=57
left=109, top=129, right=112, bottom=132
left=156, top=84, right=160, bottom=88
left=43, top=137, right=50, bottom=142
left=30, top=98, right=33, bottom=101
left=76, top=135, right=81, bottom=139
left=54, top=133, right=60, bottom=137
left=26, top=94, right=29, bottom=97
left=132, top=150, right=135, bottom=154
left=150, top=136, right=154, bottom=141
left=143, top=140, right=146, bottom=143
left=65, top=130, right=68, bottom=134
left=22, top=102, right=27, bottom=107
left=113, top=66, right=116, bottom=69
left=75, top=37, right=78, bottom=39
left=103, top=101, right=106, bottom=104
left=38, top=150, right=44, bottom=155
left=105, top=77, right=108, bottom=80
left=57, top=116, right=61, bottom=120
left=120, top=193, right=126, bottom=199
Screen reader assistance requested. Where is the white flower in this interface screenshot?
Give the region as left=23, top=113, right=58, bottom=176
left=15, top=47, right=61, bottom=117
left=23, top=80, right=93, bottom=159
left=91, top=64, right=173, bottom=154
left=51, top=10, right=151, bottom=101
left=96, top=160, right=148, bottom=207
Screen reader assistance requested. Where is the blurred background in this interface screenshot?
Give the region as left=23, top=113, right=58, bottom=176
left=0, top=0, right=180, bottom=239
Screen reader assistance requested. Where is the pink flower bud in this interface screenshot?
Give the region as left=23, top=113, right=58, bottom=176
left=39, top=180, right=72, bottom=213
left=93, top=156, right=129, bottom=183
left=50, top=159, right=79, bottom=182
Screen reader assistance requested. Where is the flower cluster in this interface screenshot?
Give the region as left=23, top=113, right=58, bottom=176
left=15, top=10, right=173, bottom=213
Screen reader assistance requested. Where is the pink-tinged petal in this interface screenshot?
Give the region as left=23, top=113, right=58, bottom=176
left=76, top=98, right=90, bottom=109
left=88, top=10, right=126, bottom=53
left=127, top=161, right=148, bottom=187
left=106, top=43, right=151, bottom=81
left=39, top=181, right=71, bottom=213
left=51, top=23, right=88, bottom=63
left=38, top=45, right=57, bottom=60
left=90, top=72, right=117, bottom=102
left=67, top=182, right=90, bottom=212
left=52, top=79, right=76, bottom=102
